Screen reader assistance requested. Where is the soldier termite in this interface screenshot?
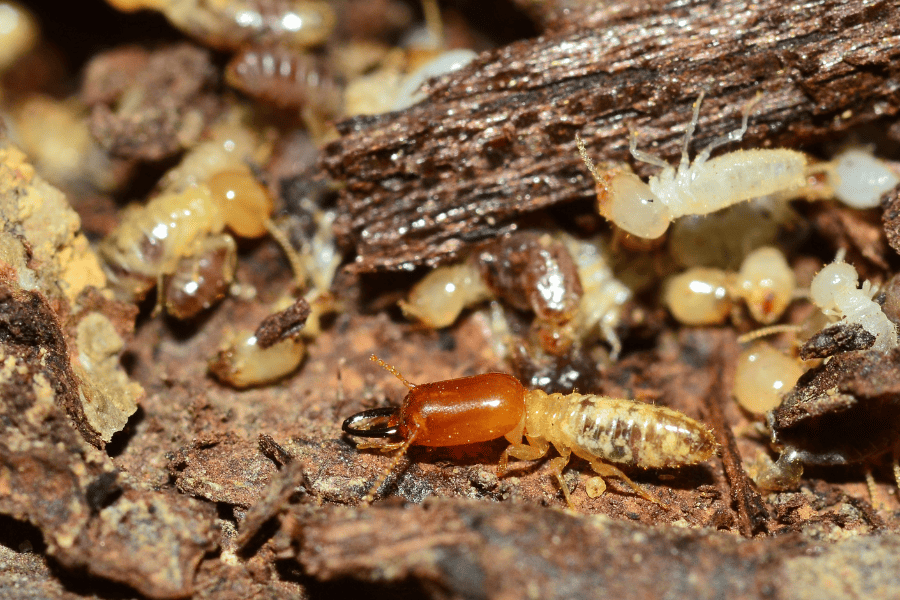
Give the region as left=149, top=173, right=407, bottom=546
left=577, top=93, right=808, bottom=239
left=342, top=356, right=718, bottom=508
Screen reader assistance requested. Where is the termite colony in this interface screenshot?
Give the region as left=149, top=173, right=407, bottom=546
left=6, top=0, right=900, bottom=523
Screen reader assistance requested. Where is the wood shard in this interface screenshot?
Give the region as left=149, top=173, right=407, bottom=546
left=322, top=0, right=900, bottom=271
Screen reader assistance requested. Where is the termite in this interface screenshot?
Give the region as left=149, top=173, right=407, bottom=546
left=577, top=93, right=808, bottom=239
left=108, top=0, right=336, bottom=51
left=664, top=245, right=797, bottom=326
left=809, top=253, right=898, bottom=353
left=342, top=356, right=718, bottom=508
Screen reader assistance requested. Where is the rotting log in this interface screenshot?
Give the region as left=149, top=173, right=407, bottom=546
left=322, top=0, right=900, bottom=271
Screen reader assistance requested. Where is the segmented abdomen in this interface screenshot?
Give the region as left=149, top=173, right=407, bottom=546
left=554, top=394, right=717, bottom=468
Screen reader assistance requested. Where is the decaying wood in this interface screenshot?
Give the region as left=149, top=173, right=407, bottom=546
left=702, top=333, right=768, bottom=536
left=322, top=0, right=900, bottom=271
left=297, top=498, right=900, bottom=600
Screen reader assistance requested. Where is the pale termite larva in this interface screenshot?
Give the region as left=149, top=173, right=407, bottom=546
left=809, top=256, right=898, bottom=354
left=664, top=246, right=796, bottom=325
left=577, top=93, right=808, bottom=239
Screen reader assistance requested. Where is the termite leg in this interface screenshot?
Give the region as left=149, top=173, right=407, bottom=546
left=263, top=218, right=308, bottom=291
left=629, top=130, right=670, bottom=169
left=499, top=435, right=550, bottom=475
left=865, top=468, right=882, bottom=510
left=695, top=92, right=761, bottom=163
left=677, top=91, right=706, bottom=171
left=362, top=430, right=418, bottom=504
left=581, top=455, right=659, bottom=504
left=893, top=454, right=900, bottom=494
left=547, top=453, right=576, bottom=509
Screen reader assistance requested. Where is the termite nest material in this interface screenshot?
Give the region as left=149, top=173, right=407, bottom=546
left=756, top=348, right=900, bottom=491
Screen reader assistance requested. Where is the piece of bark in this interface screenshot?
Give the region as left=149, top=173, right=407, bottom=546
left=799, top=322, right=876, bottom=359
left=85, top=44, right=221, bottom=161
left=254, top=298, right=312, bottom=348
left=297, top=498, right=900, bottom=600
left=771, top=348, right=900, bottom=466
left=0, top=283, right=215, bottom=599
left=322, top=0, right=900, bottom=272
left=168, top=433, right=278, bottom=509
left=882, top=185, right=900, bottom=256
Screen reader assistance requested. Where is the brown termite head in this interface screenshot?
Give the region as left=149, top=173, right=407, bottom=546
left=578, top=93, right=808, bottom=239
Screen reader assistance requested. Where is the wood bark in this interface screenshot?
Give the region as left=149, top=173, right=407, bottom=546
left=322, top=0, right=900, bottom=271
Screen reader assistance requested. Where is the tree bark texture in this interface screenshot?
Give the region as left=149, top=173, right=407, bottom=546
left=322, top=0, right=900, bottom=271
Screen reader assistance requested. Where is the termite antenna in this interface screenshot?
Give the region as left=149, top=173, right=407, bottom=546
left=362, top=431, right=417, bottom=504
left=370, top=354, right=416, bottom=389
left=680, top=91, right=706, bottom=171
left=421, top=0, right=443, bottom=48
left=264, top=218, right=308, bottom=291
left=576, top=134, right=603, bottom=186
left=736, top=324, right=802, bottom=344
left=834, top=247, right=847, bottom=264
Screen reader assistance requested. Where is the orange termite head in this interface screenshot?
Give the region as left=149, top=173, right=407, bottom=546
left=343, top=355, right=527, bottom=504
left=343, top=355, right=527, bottom=448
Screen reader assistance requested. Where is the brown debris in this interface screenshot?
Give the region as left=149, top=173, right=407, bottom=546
left=698, top=332, right=769, bottom=536
left=296, top=498, right=900, bottom=599
left=882, top=184, right=900, bottom=256
left=254, top=297, right=312, bottom=348
left=85, top=44, right=221, bottom=161
left=811, top=205, right=893, bottom=272
left=799, top=322, right=876, bottom=359
left=771, top=348, right=900, bottom=466
left=323, top=0, right=900, bottom=271
left=0, top=283, right=215, bottom=598
left=56, top=489, right=216, bottom=600
left=168, top=433, right=278, bottom=508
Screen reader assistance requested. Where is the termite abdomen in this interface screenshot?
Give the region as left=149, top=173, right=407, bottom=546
left=557, top=396, right=718, bottom=469
left=226, top=46, right=341, bottom=111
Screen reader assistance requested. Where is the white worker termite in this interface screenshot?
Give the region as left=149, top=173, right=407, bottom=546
left=809, top=253, right=898, bottom=354
left=577, top=93, right=808, bottom=239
